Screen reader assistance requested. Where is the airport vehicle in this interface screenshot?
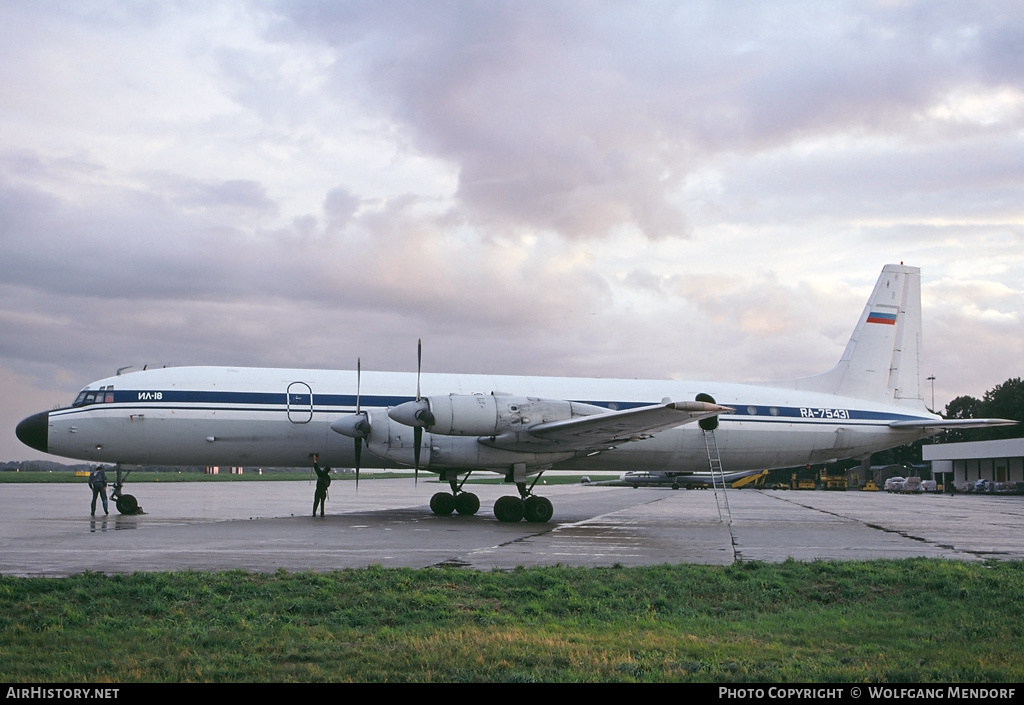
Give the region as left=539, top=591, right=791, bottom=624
left=791, top=473, right=817, bottom=491
left=819, top=467, right=849, bottom=491
left=15, top=265, right=1015, bottom=522
left=730, top=469, right=769, bottom=489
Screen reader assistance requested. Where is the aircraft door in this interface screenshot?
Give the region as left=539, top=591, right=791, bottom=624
left=286, top=382, right=313, bottom=424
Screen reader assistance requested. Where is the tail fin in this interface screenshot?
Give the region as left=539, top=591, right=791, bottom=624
left=786, top=264, right=926, bottom=407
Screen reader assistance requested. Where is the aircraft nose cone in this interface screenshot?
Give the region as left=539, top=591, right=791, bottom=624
left=16, top=411, right=49, bottom=452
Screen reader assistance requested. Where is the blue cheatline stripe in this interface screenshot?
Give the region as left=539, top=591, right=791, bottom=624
left=52, top=389, right=934, bottom=426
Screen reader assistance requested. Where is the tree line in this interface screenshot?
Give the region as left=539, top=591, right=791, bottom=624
left=940, top=376, right=1024, bottom=443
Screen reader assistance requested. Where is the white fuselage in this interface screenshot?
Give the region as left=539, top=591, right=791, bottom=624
left=42, top=365, right=937, bottom=474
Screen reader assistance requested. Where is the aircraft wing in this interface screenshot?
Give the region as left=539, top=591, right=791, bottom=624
left=889, top=418, right=1018, bottom=431
left=480, top=400, right=733, bottom=453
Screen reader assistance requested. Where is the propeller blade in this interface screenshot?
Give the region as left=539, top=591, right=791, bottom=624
left=416, top=338, right=422, bottom=402
left=414, top=426, right=421, bottom=484
left=416, top=340, right=423, bottom=483
left=355, top=359, right=362, bottom=490
left=355, top=437, right=361, bottom=489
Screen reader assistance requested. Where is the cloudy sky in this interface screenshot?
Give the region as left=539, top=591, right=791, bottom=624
left=3, top=1, right=1022, bottom=461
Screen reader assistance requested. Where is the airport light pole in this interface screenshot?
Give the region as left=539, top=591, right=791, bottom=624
left=927, top=375, right=936, bottom=411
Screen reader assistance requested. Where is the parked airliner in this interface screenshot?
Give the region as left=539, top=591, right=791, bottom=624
left=613, top=469, right=766, bottom=489
left=16, top=264, right=1013, bottom=522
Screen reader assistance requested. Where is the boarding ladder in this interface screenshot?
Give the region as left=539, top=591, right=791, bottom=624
left=702, top=429, right=731, bottom=524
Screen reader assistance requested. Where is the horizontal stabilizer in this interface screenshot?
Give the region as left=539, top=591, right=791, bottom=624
left=888, top=418, right=1017, bottom=431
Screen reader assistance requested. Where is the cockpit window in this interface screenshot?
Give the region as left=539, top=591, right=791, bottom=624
left=72, top=385, right=114, bottom=407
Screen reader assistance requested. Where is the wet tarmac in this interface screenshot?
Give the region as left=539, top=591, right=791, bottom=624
left=1, top=480, right=1022, bottom=576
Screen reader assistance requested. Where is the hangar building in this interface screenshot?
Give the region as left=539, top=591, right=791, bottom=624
left=923, top=438, right=1024, bottom=490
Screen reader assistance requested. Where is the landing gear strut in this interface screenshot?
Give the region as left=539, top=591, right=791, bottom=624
left=429, top=472, right=480, bottom=517
left=494, top=475, right=553, bottom=523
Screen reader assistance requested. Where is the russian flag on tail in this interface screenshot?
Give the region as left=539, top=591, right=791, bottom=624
left=866, top=311, right=897, bottom=325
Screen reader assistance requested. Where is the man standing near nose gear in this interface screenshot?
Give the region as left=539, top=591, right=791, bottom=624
left=88, top=465, right=109, bottom=516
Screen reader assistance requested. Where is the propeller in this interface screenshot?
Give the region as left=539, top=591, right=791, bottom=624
left=385, top=340, right=434, bottom=482
left=413, top=340, right=424, bottom=483
left=328, top=358, right=369, bottom=488
left=354, top=358, right=362, bottom=488
left=333, top=343, right=430, bottom=483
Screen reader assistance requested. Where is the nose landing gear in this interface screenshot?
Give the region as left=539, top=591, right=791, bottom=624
left=115, top=494, right=139, bottom=514
left=111, top=463, right=143, bottom=515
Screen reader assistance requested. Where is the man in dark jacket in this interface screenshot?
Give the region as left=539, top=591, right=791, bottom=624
left=88, top=466, right=109, bottom=516
left=312, top=456, right=331, bottom=517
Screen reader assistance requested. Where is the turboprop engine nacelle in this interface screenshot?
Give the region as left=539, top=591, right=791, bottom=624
left=330, top=413, right=370, bottom=439
left=331, top=407, right=431, bottom=468
left=332, top=405, right=577, bottom=470
left=388, top=393, right=606, bottom=436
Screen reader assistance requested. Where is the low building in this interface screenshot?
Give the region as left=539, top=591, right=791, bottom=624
left=203, top=466, right=244, bottom=475
left=923, top=438, right=1024, bottom=489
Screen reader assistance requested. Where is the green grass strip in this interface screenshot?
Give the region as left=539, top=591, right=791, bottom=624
left=1, top=559, right=1022, bottom=682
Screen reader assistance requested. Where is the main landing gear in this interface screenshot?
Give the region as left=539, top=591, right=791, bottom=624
left=426, top=471, right=553, bottom=523
left=429, top=490, right=481, bottom=516
left=494, top=477, right=553, bottom=524
left=494, top=493, right=553, bottom=523
left=429, top=471, right=481, bottom=517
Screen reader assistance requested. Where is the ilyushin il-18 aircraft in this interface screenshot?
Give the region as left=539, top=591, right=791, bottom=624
left=16, top=264, right=1014, bottom=523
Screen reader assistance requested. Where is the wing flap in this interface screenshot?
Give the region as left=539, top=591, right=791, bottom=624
left=480, top=400, right=733, bottom=452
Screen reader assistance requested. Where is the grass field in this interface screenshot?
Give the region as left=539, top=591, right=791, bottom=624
left=2, top=559, right=1022, bottom=682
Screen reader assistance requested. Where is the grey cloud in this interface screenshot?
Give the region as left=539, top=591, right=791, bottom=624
left=0, top=173, right=246, bottom=301
left=323, top=187, right=361, bottom=230
left=154, top=175, right=278, bottom=214
left=276, top=2, right=698, bottom=238
left=690, top=134, right=1024, bottom=227
left=268, top=1, right=1024, bottom=242
left=927, top=312, right=1024, bottom=406
left=0, top=161, right=622, bottom=388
